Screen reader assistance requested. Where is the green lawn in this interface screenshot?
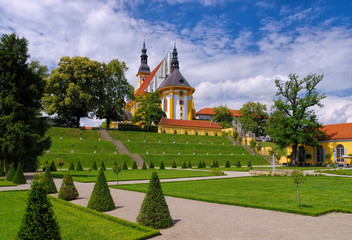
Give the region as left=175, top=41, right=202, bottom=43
left=114, top=176, right=352, bottom=216
left=47, top=127, right=102, bottom=140
left=0, top=191, right=159, bottom=240
left=52, top=169, right=213, bottom=182
left=319, top=169, right=352, bottom=175
left=0, top=179, right=17, bottom=186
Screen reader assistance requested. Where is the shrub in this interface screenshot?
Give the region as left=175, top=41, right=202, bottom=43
left=215, top=161, right=219, bottom=168
left=185, top=131, right=188, bottom=135
left=12, top=163, right=27, bottom=184
left=174, top=130, right=177, bottom=134
left=101, top=161, right=106, bottom=171
left=236, top=161, right=241, bottom=168
left=203, top=161, right=206, bottom=168
left=205, top=132, right=208, bottom=136
left=122, top=161, right=128, bottom=170
left=58, top=171, right=78, bottom=201
left=195, top=131, right=198, bottom=135
left=132, top=161, right=138, bottom=169
left=142, top=161, right=147, bottom=169
left=198, top=161, right=203, bottom=168
left=225, top=160, right=231, bottom=168
left=0, top=160, right=4, bottom=177
left=50, top=161, right=57, bottom=172
left=87, top=168, right=115, bottom=212
left=187, top=161, right=192, bottom=168
left=76, top=161, right=83, bottom=171
left=17, top=180, right=61, bottom=240
left=137, top=172, right=173, bottom=229
left=149, top=161, right=154, bottom=169
left=68, top=162, right=75, bottom=170
left=211, top=168, right=225, bottom=176
left=182, top=161, right=187, bottom=169
left=5, top=162, right=16, bottom=181
left=172, top=161, right=177, bottom=168
left=41, top=167, right=57, bottom=194
left=248, top=161, right=252, bottom=167
left=215, top=132, right=218, bottom=136
left=92, top=161, right=98, bottom=170
left=159, top=161, right=165, bottom=170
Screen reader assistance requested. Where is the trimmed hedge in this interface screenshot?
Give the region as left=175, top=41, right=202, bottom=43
left=58, top=171, right=79, bottom=201
left=41, top=167, right=57, bottom=194
left=159, top=161, right=165, bottom=170
left=172, top=161, right=177, bottom=168
left=92, top=161, right=98, bottom=170
left=50, top=161, right=57, bottom=172
left=12, top=163, right=26, bottom=185
left=76, top=161, right=83, bottom=171
left=117, top=124, right=158, bottom=132
left=122, top=161, right=128, bottom=170
left=149, top=161, right=154, bottom=169
left=6, top=163, right=16, bottom=181
left=132, top=161, right=138, bottom=169
left=68, top=162, right=75, bottom=170
left=101, top=161, right=106, bottom=171
left=142, top=162, right=147, bottom=169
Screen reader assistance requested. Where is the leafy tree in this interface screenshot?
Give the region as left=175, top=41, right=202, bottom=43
left=87, top=168, right=115, bottom=212
left=12, top=163, right=27, bottom=184
left=17, top=180, right=61, bottom=240
left=291, top=170, right=305, bottom=208
left=58, top=171, right=79, bottom=201
left=0, top=160, right=4, bottom=177
left=137, top=172, right=173, bottom=229
left=132, top=91, right=166, bottom=125
left=41, top=167, right=57, bottom=193
left=265, top=73, right=326, bottom=166
left=213, top=105, right=233, bottom=128
left=112, top=164, right=122, bottom=185
left=0, top=33, right=51, bottom=172
left=95, top=59, right=134, bottom=129
left=238, top=102, right=268, bottom=136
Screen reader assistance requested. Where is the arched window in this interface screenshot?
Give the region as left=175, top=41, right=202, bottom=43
left=298, top=146, right=306, bottom=162
left=317, top=145, right=324, bottom=162
left=336, top=144, right=345, bottom=162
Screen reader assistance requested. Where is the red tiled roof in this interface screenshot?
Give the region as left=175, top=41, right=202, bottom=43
left=158, top=118, right=223, bottom=129
left=196, top=108, right=241, bottom=117
left=135, top=60, right=163, bottom=96
left=323, top=123, right=352, bottom=140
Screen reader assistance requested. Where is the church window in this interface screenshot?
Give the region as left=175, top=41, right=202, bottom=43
left=179, top=100, right=184, bottom=105
left=317, top=145, right=324, bottom=162
left=163, top=98, right=168, bottom=112
left=336, top=144, right=345, bottom=162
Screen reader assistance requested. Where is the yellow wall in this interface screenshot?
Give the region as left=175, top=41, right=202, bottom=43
left=158, top=125, right=222, bottom=136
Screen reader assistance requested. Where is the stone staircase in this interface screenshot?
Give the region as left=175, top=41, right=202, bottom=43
left=98, top=130, right=146, bottom=167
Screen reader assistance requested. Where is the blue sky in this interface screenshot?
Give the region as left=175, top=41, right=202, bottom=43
left=1, top=0, right=352, bottom=126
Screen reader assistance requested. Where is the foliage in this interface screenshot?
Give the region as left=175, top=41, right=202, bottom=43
left=12, top=163, right=27, bottom=184
left=112, top=164, right=122, bottom=184
left=101, top=161, right=106, bottom=171
left=225, top=160, right=231, bottom=168
left=238, top=102, right=268, bottom=136
left=87, top=168, right=115, bottom=212
left=249, top=140, right=257, bottom=150
left=233, top=131, right=239, bottom=141
left=188, top=161, right=192, bottom=168
left=247, top=161, right=252, bottom=168
left=142, top=161, right=147, bottom=169
left=198, top=161, right=203, bottom=168
left=291, top=170, right=305, bottom=209
left=91, top=161, right=98, bottom=170
left=182, top=161, right=187, bottom=169
left=236, top=161, right=242, bottom=168
left=5, top=162, right=16, bottom=181
left=68, top=162, right=75, bottom=170
left=149, top=161, right=154, bottom=169
left=131, top=91, right=166, bottom=125
left=50, top=161, right=57, bottom=172
left=58, top=171, right=79, bottom=201
left=172, top=161, right=177, bottom=168
left=0, top=160, right=4, bottom=177
left=213, top=105, right=233, bottom=128
left=265, top=73, right=326, bottom=165
left=137, top=172, right=173, bottom=229
left=41, top=167, right=58, bottom=193
left=0, top=33, right=51, bottom=172
left=159, top=161, right=165, bottom=170
left=17, top=180, right=61, bottom=240
left=132, top=161, right=138, bottom=169
left=122, top=161, right=128, bottom=170
left=211, top=168, right=225, bottom=176
left=76, top=161, right=83, bottom=171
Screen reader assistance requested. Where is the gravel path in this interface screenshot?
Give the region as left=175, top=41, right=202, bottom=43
left=2, top=172, right=352, bottom=240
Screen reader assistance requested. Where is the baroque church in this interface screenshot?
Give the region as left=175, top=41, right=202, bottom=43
left=126, top=41, right=196, bottom=121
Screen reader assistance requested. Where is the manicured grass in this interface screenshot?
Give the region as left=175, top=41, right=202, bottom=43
left=39, top=153, right=133, bottom=170
left=0, top=191, right=159, bottom=240
left=52, top=169, right=213, bottom=182
left=0, top=179, right=17, bottom=186
left=319, top=169, right=352, bottom=175
left=47, top=127, right=102, bottom=140
left=48, top=139, right=117, bottom=154
left=114, top=176, right=352, bottom=216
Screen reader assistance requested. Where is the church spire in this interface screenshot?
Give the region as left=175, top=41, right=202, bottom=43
left=171, top=42, right=179, bottom=73
left=138, top=39, right=150, bottom=74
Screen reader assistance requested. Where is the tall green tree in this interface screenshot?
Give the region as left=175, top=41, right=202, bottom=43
left=0, top=33, right=51, bottom=172
left=237, top=102, right=268, bottom=136
left=42, top=56, right=102, bottom=128
left=266, top=73, right=326, bottom=165
left=132, top=91, right=166, bottom=125
left=213, top=105, right=233, bottom=128
left=95, top=59, right=134, bottom=129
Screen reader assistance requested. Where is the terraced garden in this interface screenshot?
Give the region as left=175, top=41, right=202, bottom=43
left=109, top=130, right=269, bottom=167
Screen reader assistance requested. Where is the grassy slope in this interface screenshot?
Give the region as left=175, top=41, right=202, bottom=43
left=52, top=169, right=213, bottom=182
left=114, top=176, right=352, bottom=216
left=39, top=127, right=134, bottom=169
left=0, top=191, right=159, bottom=240
left=109, top=131, right=269, bottom=166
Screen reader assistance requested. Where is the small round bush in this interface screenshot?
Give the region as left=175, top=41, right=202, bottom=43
left=6, top=162, right=16, bottom=181
left=41, top=167, right=57, bottom=194
left=58, top=172, right=78, bottom=201
left=12, top=163, right=27, bottom=185
left=68, top=162, right=75, bottom=170
left=76, top=161, right=83, bottom=171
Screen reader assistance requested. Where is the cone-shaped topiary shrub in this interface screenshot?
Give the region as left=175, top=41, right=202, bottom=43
left=58, top=171, right=78, bottom=201
left=137, top=172, right=173, bottom=229
left=43, top=160, right=49, bottom=171
left=122, top=161, right=128, bottom=170
left=68, top=162, right=75, bottom=170
left=101, top=161, right=106, bottom=171
left=132, top=161, right=138, bottom=169
left=114, top=160, right=117, bottom=166
left=41, top=167, right=57, bottom=193
left=149, top=161, right=154, bottom=169
left=172, top=161, right=177, bottom=168
left=215, top=161, right=219, bottom=168
left=225, top=160, right=231, bottom=168
left=159, top=161, right=165, bottom=170
left=185, top=131, right=188, bottom=135
left=182, top=161, right=187, bottom=169
left=248, top=161, right=252, bottom=167
left=50, top=161, right=57, bottom=172
left=76, top=161, right=83, bottom=171
left=142, top=161, right=147, bottom=169
left=198, top=161, right=202, bottom=168
left=87, top=168, right=115, bottom=212
left=236, top=161, right=241, bottom=168
left=92, top=161, right=98, bottom=170
left=6, top=162, right=16, bottom=181
left=12, top=163, right=27, bottom=184
left=17, top=180, right=61, bottom=240
left=0, top=160, right=4, bottom=177
left=195, top=131, right=198, bottom=135
left=188, top=161, right=192, bottom=168
left=203, top=161, right=206, bottom=168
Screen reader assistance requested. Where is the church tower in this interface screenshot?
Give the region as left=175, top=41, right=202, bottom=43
left=137, top=40, right=150, bottom=89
